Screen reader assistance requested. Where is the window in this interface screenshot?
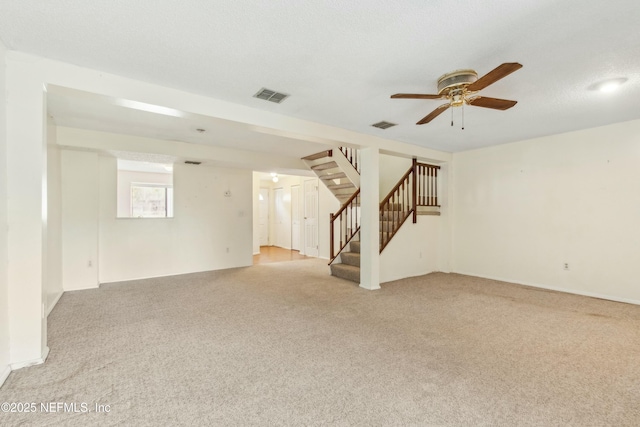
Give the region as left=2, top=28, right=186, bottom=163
left=117, top=160, right=174, bottom=218
left=130, top=183, right=174, bottom=218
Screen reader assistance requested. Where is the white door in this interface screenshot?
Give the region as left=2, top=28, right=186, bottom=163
left=291, top=185, right=301, bottom=251
left=274, top=188, right=289, bottom=248
left=259, top=188, right=269, bottom=246
left=303, top=179, right=319, bottom=257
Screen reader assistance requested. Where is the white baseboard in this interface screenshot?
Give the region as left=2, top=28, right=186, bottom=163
left=47, top=291, right=64, bottom=316
left=0, top=365, right=11, bottom=388
left=453, top=271, right=640, bottom=306
left=10, top=346, right=50, bottom=371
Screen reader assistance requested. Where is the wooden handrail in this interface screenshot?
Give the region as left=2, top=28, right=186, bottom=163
left=333, top=188, right=360, bottom=218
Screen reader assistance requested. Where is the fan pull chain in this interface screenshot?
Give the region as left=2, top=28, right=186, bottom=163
left=462, top=103, right=465, bottom=130
left=451, top=106, right=453, bottom=127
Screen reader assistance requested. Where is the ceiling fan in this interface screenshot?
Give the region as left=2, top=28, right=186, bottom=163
left=391, top=62, right=523, bottom=126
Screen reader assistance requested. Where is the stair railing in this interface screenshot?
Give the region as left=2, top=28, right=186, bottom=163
left=339, top=147, right=360, bottom=174
left=416, top=162, right=439, bottom=206
left=328, top=158, right=440, bottom=261
left=380, top=167, right=414, bottom=252
left=329, top=189, right=361, bottom=264
left=381, top=159, right=440, bottom=252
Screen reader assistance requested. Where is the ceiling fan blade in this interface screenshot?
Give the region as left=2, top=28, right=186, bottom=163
left=466, top=62, right=522, bottom=92
left=417, top=104, right=450, bottom=125
left=391, top=93, right=444, bottom=100
left=467, top=96, right=517, bottom=110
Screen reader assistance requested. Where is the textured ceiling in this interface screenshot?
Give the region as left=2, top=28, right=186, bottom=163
left=2, top=0, right=640, bottom=152
left=47, top=89, right=332, bottom=159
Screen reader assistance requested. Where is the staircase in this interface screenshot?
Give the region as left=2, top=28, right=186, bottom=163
left=303, top=149, right=440, bottom=284
left=302, top=148, right=360, bottom=205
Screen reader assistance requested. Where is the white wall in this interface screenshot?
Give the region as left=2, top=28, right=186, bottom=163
left=0, top=39, right=10, bottom=384
left=379, top=154, right=412, bottom=197
left=452, top=119, right=640, bottom=304
left=46, top=117, right=63, bottom=312
left=380, top=216, right=440, bottom=283
left=61, top=150, right=99, bottom=291
left=99, top=157, right=253, bottom=283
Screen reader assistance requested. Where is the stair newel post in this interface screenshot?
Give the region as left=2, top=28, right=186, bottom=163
left=412, top=158, right=417, bottom=223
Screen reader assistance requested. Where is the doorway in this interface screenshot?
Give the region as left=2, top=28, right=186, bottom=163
left=252, top=172, right=319, bottom=264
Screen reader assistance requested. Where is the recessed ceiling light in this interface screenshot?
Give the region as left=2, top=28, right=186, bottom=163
left=590, top=78, right=628, bottom=93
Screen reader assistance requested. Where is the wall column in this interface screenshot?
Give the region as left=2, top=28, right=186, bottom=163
left=359, top=147, right=380, bottom=290
left=6, top=58, right=48, bottom=367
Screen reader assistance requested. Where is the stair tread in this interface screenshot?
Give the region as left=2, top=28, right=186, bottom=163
left=320, top=172, right=347, bottom=180
left=340, top=252, right=360, bottom=267
left=302, top=150, right=332, bottom=161
left=330, top=263, right=360, bottom=283
left=331, top=263, right=360, bottom=272
left=327, top=182, right=356, bottom=190
left=311, top=161, right=338, bottom=171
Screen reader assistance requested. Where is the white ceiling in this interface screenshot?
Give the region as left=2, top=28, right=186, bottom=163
left=47, top=88, right=332, bottom=159
left=2, top=1, right=640, bottom=152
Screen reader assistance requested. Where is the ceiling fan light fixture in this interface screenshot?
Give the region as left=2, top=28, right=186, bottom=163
left=437, top=69, right=478, bottom=94
left=391, top=62, right=522, bottom=126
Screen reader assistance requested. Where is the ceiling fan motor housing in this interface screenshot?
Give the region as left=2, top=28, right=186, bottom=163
left=437, top=69, right=478, bottom=94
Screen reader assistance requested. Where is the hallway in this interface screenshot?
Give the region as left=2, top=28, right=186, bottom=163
left=253, top=246, right=311, bottom=265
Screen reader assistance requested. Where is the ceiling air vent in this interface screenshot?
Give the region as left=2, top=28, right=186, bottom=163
left=253, top=88, right=289, bottom=104
left=371, top=121, right=397, bottom=130
left=184, top=161, right=202, bottom=165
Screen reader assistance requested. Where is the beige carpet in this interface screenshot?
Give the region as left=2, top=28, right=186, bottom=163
left=1, top=259, right=639, bottom=426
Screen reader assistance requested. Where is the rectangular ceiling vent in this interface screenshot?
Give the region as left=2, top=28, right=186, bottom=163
left=184, top=160, right=202, bottom=165
left=371, top=121, right=397, bottom=130
left=254, top=88, right=289, bottom=104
